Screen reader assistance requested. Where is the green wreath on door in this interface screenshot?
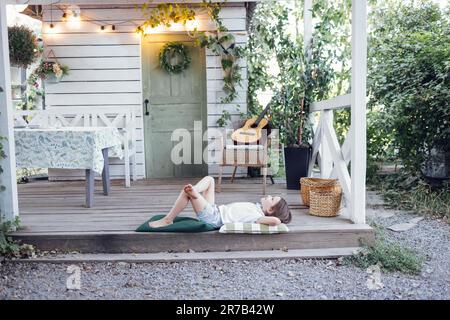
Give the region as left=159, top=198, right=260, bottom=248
left=159, top=42, right=191, bottom=74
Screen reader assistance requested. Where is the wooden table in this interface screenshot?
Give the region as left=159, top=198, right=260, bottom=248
left=85, top=148, right=110, bottom=208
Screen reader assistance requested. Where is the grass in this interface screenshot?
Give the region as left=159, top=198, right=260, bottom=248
left=370, top=171, right=450, bottom=221
left=382, top=182, right=450, bottom=220
left=345, top=224, right=424, bottom=275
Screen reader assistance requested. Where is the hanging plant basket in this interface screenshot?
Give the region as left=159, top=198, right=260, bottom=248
left=45, top=73, right=61, bottom=83
left=159, top=42, right=191, bottom=74
left=33, top=50, right=69, bottom=83
left=8, top=25, right=39, bottom=68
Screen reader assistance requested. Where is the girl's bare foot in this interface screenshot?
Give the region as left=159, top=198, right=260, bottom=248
left=183, top=184, right=198, bottom=199
left=149, top=218, right=173, bottom=228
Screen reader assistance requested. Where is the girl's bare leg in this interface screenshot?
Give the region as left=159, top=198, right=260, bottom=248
left=192, top=176, right=215, bottom=205
left=148, top=189, right=190, bottom=228
left=149, top=176, right=215, bottom=228
left=183, top=184, right=209, bottom=213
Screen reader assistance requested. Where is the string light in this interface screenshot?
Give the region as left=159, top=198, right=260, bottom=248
left=50, top=1, right=55, bottom=29
left=51, top=3, right=141, bottom=33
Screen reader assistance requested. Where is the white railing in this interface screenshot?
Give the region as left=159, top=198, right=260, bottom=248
left=308, top=94, right=353, bottom=220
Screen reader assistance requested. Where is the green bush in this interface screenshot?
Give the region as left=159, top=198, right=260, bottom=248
left=8, top=25, right=38, bottom=68
left=346, top=224, right=424, bottom=275
left=368, top=1, right=450, bottom=174
left=0, top=216, right=35, bottom=259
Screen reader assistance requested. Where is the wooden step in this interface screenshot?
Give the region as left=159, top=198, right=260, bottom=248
left=12, top=247, right=363, bottom=263
left=11, top=224, right=373, bottom=254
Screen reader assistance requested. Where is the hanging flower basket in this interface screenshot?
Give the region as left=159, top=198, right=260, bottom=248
left=34, top=60, right=69, bottom=83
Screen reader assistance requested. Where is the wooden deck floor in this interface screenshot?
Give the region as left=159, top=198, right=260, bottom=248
left=12, top=178, right=373, bottom=253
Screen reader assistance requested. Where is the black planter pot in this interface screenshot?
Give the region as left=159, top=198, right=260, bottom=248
left=284, top=146, right=311, bottom=190
left=248, top=167, right=261, bottom=177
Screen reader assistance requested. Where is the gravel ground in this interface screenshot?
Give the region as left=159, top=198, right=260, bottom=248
left=1, top=193, right=449, bottom=300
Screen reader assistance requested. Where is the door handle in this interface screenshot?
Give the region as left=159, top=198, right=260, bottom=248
left=144, top=99, right=149, bottom=116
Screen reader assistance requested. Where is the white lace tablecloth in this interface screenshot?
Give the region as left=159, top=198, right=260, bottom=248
left=15, top=127, right=123, bottom=174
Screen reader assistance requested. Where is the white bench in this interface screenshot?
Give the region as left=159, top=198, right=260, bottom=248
left=14, top=107, right=137, bottom=187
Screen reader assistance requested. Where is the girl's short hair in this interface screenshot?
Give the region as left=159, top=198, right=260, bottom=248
left=272, top=198, right=292, bottom=224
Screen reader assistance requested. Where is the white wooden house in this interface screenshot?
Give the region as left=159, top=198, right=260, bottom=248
left=0, top=0, right=370, bottom=255
left=23, top=0, right=251, bottom=180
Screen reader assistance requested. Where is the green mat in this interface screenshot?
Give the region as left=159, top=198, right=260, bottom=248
left=135, top=215, right=218, bottom=233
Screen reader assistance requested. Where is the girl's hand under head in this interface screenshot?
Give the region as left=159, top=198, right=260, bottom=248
left=260, top=195, right=281, bottom=215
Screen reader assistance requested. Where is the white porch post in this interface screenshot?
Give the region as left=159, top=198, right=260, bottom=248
left=304, top=0, right=333, bottom=178
left=303, top=0, right=312, bottom=54
left=350, top=0, right=367, bottom=224
left=0, top=0, right=19, bottom=222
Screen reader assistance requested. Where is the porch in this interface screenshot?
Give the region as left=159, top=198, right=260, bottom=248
left=11, top=178, right=373, bottom=254
left=1, top=0, right=372, bottom=257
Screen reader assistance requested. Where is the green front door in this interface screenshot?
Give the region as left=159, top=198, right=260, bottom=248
left=142, top=34, right=208, bottom=178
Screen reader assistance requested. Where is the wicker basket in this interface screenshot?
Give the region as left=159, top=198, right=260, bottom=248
left=309, top=189, right=342, bottom=217
left=300, top=178, right=341, bottom=206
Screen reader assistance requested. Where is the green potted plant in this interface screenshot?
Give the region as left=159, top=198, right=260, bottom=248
left=8, top=25, right=39, bottom=104
left=278, top=88, right=312, bottom=190
left=8, top=25, right=38, bottom=68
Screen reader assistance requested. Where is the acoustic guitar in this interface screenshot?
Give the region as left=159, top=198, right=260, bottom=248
left=231, top=104, right=271, bottom=144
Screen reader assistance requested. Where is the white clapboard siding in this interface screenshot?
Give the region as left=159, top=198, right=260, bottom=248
left=208, top=80, right=248, bottom=92
left=207, top=91, right=246, bottom=104
left=45, top=81, right=141, bottom=94
left=54, top=57, right=141, bottom=69
left=47, top=105, right=143, bottom=113
left=44, top=45, right=140, bottom=58
left=61, top=69, right=141, bottom=82
left=42, top=4, right=248, bottom=179
left=43, top=33, right=141, bottom=46
left=207, top=104, right=245, bottom=115
left=207, top=115, right=245, bottom=128
left=207, top=67, right=247, bottom=81
left=206, top=56, right=247, bottom=69
left=45, top=93, right=142, bottom=106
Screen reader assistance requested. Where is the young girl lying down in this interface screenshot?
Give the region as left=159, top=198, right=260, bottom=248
left=149, top=176, right=292, bottom=229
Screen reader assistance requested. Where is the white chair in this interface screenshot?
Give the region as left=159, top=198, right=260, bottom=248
left=91, top=109, right=137, bottom=188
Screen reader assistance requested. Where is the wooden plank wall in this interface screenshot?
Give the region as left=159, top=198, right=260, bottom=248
left=41, top=3, right=248, bottom=180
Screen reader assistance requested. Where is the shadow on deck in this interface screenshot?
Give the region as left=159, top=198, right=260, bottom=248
left=11, top=178, right=373, bottom=254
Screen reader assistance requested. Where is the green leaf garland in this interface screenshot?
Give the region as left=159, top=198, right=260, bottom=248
left=159, top=42, right=191, bottom=74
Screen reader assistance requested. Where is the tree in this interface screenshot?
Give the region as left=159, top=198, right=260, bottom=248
left=368, top=0, right=450, bottom=175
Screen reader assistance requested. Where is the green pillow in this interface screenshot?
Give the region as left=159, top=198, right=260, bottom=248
left=219, top=223, right=289, bottom=234
left=135, top=215, right=218, bottom=233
